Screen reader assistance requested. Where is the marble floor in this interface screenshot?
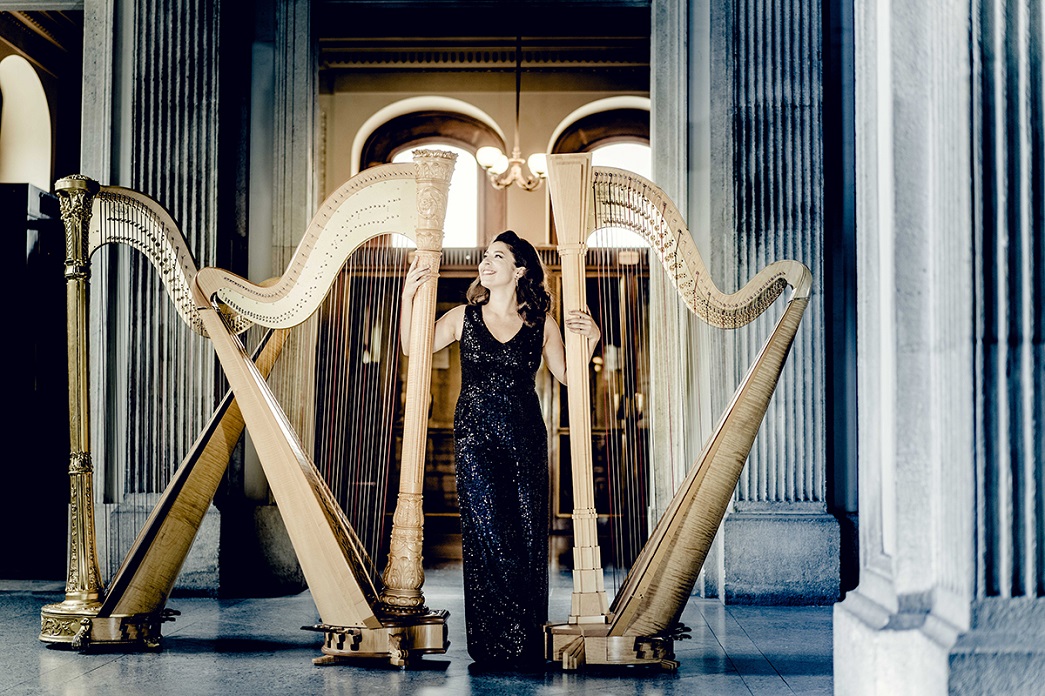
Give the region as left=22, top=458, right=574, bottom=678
left=1, top=566, right=834, bottom=695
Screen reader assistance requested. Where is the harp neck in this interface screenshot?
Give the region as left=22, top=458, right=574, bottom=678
left=589, top=166, right=811, bottom=327
left=193, top=150, right=456, bottom=329
left=57, top=176, right=229, bottom=336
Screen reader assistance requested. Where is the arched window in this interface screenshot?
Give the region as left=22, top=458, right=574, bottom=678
left=589, top=141, right=652, bottom=248
left=551, top=107, right=651, bottom=247
left=362, top=110, right=506, bottom=248
left=0, top=55, right=52, bottom=189
left=591, top=141, right=651, bottom=179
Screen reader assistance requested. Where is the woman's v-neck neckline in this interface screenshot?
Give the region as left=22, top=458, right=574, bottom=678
left=478, top=306, right=523, bottom=345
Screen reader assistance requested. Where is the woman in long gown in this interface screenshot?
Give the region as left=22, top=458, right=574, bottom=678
left=400, top=230, right=599, bottom=669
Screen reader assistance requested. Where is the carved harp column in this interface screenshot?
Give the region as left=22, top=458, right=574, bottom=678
left=379, top=152, right=454, bottom=613
left=40, top=176, right=106, bottom=642
left=549, top=154, right=610, bottom=624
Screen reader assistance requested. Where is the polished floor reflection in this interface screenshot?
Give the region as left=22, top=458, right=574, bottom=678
left=1, top=566, right=833, bottom=695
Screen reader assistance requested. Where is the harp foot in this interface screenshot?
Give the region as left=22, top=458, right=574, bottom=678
left=305, top=609, right=450, bottom=668
left=39, top=603, right=172, bottom=652
left=312, top=655, right=339, bottom=666
left=559, top=635, right=585, bottom=671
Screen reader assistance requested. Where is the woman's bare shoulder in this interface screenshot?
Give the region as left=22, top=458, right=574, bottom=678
left=442, top=304, right=467, bottom=321
left=437, top=303, right=467, bottom=332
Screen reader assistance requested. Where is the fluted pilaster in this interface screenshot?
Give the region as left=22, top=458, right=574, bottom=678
left=974, top=0, right=1045, bottom=611
left=733, top=0, right=824, bottom=510
left=272, top=0, right=316, bottom=271
left=81, top=0, right=232, bottom=589
left=723, top=0, right=837, bottom=603
left=835, top=0, right=1045, bottom=692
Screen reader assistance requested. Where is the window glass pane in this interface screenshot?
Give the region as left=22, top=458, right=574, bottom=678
left=591, top=142, right=651, bottom=179
left=590, top=142, right=652, bottom=247
left=393, top=145, right=478, bottom=248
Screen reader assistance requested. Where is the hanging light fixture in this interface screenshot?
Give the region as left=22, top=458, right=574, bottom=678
left=476, top=36, right=547, bottom=191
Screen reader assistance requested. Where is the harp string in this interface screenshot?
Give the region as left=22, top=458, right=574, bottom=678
left=269, top=237, right=408, bottom=581
left=588, top=175, right=661, bottom=588
left=365, top=244, right=385, bottom=552
left=623, top=243, right=649, bottom=574
left=379, top=244, right=407, bottom=555
left=588, top=169, right=718, bottom=590
left=627, top=177, right=650, bottom=574
left=92, top=191, right=219, bottom=583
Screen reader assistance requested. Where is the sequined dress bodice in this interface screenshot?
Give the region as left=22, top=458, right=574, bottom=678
left=457, top=304, right=544, bottom=421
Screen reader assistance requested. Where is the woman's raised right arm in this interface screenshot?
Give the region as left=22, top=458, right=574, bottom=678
left=400, top=256, right=429, bottom=356
left=400, top=256, right=463, bottom=356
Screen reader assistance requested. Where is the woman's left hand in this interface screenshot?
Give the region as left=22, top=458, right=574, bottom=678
left=565, top=309, right=601, bottom=343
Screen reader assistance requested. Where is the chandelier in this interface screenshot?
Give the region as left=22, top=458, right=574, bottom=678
left=475, top=37, right=547, bottom=191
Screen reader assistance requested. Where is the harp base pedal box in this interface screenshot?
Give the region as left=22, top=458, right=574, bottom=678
left=545, top=622, right=677, bottom=671
left=307, top=608, right=450, bottom=668
left=39, top=602, right=179, bottom=651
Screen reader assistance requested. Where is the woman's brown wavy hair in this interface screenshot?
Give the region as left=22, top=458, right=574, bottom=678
left=466, top=230, right=551, bottom=327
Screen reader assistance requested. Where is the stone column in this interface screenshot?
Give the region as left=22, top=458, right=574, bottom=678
left=271, top=0, right=316, bottom=269
left=652, top=0, right=835, bottom=602
left=965, top=0, right=1045, bottom=689
left=835, top=0, right=1045, bottom=693
left=237, top=0, right=318, bottom=592
left=649, top=0, right=731, bottom=599
left=722, top=0, right=838, bottom=603
left=648, top=0, right=703, bottom=535
left=75, top=0, right=239, bottom=592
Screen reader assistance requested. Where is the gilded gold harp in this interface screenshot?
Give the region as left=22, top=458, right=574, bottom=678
left=544, top=153, right=811, bottom=670
left=191, top=149, right=457, bottom=666
left=39, top=175, right=269, bottom=649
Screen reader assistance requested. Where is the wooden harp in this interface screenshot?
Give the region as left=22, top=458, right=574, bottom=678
left=191, top=149, right=457, bottom=666
left=544, top=153, right=811, bottom=670
left=39, top=176, right=270, bottom=650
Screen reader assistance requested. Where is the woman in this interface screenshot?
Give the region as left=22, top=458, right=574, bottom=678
left=400, top=230, right=599, bottom=669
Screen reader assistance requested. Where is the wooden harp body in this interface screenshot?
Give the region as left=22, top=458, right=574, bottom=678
left=192, top=150, right=456, bottom=666
left=40, top=176, right=265, bottom=650
left=544, top=154, right=811, bottom=670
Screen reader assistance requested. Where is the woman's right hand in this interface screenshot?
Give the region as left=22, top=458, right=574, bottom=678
left=402, top=256, right=433, bottom=301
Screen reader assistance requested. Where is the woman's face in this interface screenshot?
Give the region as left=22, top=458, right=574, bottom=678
left=478, top=241, right=520, bottom=289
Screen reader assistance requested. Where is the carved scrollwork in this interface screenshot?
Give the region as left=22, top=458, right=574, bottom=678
left=415, top=186, right=447, bottom=226
left=68, top=451, right=92, bottom=474
left=70, top=618, right=92, bottom=650
left=56, top=175, right=98, bottom=269
left=412, top=148, right=458, bottom=181
left=40, top=615, right=79, bottom=639
left=380, top=494, right=426, bottom=611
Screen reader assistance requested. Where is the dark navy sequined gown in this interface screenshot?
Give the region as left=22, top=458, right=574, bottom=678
left=454, top=304, right=548, bottom=666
